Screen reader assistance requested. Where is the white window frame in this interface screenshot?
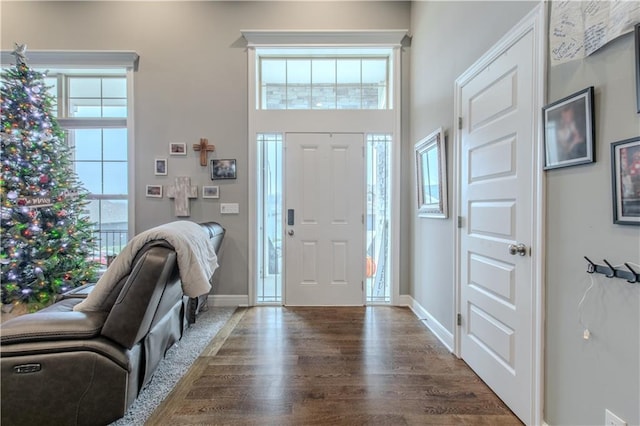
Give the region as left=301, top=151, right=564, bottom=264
left=1, top=50, right=139, bottom=240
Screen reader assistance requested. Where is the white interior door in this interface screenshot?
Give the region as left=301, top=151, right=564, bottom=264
left=285, top=133, right=364, bottom=306
left=458, top=24, right=540, bottom=425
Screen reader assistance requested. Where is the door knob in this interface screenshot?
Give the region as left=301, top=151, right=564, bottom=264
left=508, top=243, right=527, bottom=256
left=288, top=229, right=294, bottom=236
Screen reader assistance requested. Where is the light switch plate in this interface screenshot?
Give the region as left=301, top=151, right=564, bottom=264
left=220, top=203, right=239, bottom=214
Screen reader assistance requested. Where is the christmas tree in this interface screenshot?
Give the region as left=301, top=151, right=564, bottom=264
left=1, top=44, right=98, bottom=310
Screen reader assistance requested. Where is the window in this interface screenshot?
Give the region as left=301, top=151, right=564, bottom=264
left=41, top=69, right=130, bottom=266
left=258, top=49, right=391, bottom=110
left=256, top=133, right=283, bottom=303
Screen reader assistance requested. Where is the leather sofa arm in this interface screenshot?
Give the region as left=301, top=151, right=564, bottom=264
left=0, top=310, right=108, bottom=345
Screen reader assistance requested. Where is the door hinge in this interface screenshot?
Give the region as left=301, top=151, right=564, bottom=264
left=457, top=216, right=463, bottom=228
left=362, top=281, right=364, bottom=291
left=458, top=117, right=463, bottom=130
left=457, top=313, right=462, bottom=326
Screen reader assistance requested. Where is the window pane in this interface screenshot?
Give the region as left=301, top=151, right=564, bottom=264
left=312, top=59, right=335, bottom=84
left=103, top=129, right=127, bottom=161
left=312, top=85, right=336, bottom=109
left=287, top=85, right=311, bottom=109
left=84, top=199, right=100, bottom=226
left=287, top=60, right=311, bottom=109
left=286, top=60, right=311, bottom=84
left=101, top=200, right=128, bottom=227
left=102, top=78, right=127, bottom=98
left=102, top=98, right=127, bottom=117
left=362, top=59, right=387, bottom=84
left=69, top=98, right=101, bottom=117
left=44, top=77, right=58, bottom=117
left=337, top=85, right=361, bottom=109
left=103, top=162, right=128, bottom=194
left=337, top=59, right=361, bottom=84
left=261, top=60, right=286, bottom=109
left=362, top=85, right=385, bottom=110
left=75, top=161, right=102, bottom=193
left=261, top=59, right=286, bottom=84
left=72, top=129, right=102, bottom=161
left=69, top=77, right=101, bottom=98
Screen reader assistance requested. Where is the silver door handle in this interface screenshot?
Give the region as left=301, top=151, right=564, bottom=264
left=288, top=229, right=294, bottom=236
left=508, top=243, right=527, bottom=256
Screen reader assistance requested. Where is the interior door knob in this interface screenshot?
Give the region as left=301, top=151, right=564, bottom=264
left=288, top=229, right=294, bottom=236
left=508, top=243, right=527, bottom=256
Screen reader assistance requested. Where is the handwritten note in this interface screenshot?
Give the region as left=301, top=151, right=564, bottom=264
left=550, top=0, right=640, bottom=66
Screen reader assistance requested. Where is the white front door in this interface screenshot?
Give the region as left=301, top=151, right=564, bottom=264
left=284, top=133, right=365, bottom=306
left=457, top=13, right=542, bottom=425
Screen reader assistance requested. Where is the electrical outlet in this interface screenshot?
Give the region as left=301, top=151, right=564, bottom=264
left=605, top=409, right=627, bottom=426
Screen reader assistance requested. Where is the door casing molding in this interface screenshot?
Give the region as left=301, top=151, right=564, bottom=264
left=246, top=31, right=406, bottom=307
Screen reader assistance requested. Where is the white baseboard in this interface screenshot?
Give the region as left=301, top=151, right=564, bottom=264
left=207, top=294, right=249, bottom=307
left=397, top=295, right=454, bottom=352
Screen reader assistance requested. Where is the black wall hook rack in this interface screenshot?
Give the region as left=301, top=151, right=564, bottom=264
left=584, top=256, right=639, bottom=284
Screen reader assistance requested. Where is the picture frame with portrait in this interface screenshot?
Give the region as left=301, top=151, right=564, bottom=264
left=145, top=185, right=163, bottom=198
left=169, top=142, right=186, bottom=155
left=154, top=158, right=168, bottom=176
left=611, top=137, right=640, bottom=226
left=202, top=185, right=220, bottom=199
left=543, top=87, right=595, bottom=170
left=211, top=159, right=237, bottom=180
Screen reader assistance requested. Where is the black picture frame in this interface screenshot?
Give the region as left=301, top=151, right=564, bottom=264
left=210, top=159, right=237, bottom=180
left=635, top=23, right=640, bottom=114
left=543, top=87, right=595, bottom=170
left=611, top=137, right=640, bottom=226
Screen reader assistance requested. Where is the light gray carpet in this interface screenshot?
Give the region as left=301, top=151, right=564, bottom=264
left=111, top=306, right=236, bottom=426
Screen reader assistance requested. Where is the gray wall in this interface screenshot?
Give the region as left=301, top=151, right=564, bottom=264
left=545, top=27, right=640, bottom=426
left=409, top=0, right=538, bottom=334
left=410, top=1, right=640, bottom=425
left=0, top=1, right=411, bottom=296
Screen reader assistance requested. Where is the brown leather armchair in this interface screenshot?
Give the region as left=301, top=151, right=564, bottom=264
left=0, top=221, right=225, bottom=426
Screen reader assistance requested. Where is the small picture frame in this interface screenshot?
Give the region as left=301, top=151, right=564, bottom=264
left=202, top=185, right=220, bottom=199
left=169, top=142, right=186, bottom=155
left=211, top=159, right=237, bottom=180
left=154, top=158, right=167, bottom=176
left=543, top=87, right=595, bottom=170
left=415, top=127, right=448, bottom=218
left=611, top=136, right=640, bottom=226
left=145, top=184, right=163, bottom=198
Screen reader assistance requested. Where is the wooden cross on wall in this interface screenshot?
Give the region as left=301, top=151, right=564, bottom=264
left=166, top=176, right=198, bottom=217
left=193, top=138, right=215, bottom=166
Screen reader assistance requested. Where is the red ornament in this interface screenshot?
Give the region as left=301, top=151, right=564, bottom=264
left=39, top=175, right=49, bottom=184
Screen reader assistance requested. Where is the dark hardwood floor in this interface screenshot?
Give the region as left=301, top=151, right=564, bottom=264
left=148, top=307, right=523, bottom=425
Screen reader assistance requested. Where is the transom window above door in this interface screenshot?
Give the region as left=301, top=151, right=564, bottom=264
left=257, top=48, right=392, bottom=110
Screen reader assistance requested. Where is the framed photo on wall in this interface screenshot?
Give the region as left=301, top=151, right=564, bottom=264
left=169, top=142, right=186, bottom=155
left=202, top=185, right=220, bottom=199
left=611, top=137, right=640, bottom=225
left=145, top=185, right=162, bottom=198
left=154, top=158, right=167, bottom=176
left=543, top=87, right=595, bottom=170
left=211, top=159, right=237, bottom=180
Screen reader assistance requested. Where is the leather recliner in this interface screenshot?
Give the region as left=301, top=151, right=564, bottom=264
left=0, top=221, right=225, bottom=426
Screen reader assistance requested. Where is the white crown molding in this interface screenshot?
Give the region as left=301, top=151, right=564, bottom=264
left=1, top=50, right=139, bottom=71
left=241, top=29, right=409, bottom=47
